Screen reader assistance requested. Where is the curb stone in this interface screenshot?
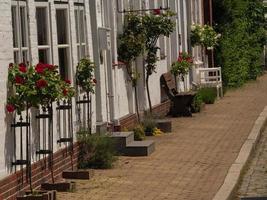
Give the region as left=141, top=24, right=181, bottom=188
left=212, top=106, right=267, bottom=200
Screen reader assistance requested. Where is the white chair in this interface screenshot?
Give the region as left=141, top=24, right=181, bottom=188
left=193, top=67, right=223, bottom=99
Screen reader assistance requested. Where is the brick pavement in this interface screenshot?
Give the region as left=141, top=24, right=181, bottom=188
left=58, top=74, right=267, bottom=200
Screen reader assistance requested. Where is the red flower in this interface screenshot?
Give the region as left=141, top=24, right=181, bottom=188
left=93, top=79, right=97, bottom=84
left=65, top=79, right=71, bottom=84
left=186, top=57, right=193, bottom=63
left=44, top=64, right=55, bottom=71
left=178, top=56, right=183, bottom=62
left=35, top=63, right=45, bottom=74
left=6, top=104, right=15, bottom=113
left=63, top=88, right=68, bottom=96
left=15, top=76, right=25, bottom=84
left=36, top=79, right=48, bottom=89
left=9, top=63, right=13, bottom=69
left=153, top=9, right=161, bottom=15
left=19, top=65, right=27, bottom=73
left=19, top=63, right=26, bottom=68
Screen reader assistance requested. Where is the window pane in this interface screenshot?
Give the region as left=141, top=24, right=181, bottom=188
left=75, top=10, right=79, bottom=43
left=36, top=7, right=49, bottom=45
left=20, top=6, right=28, bottom=47
left=22, top=50, right=28, bottom=64
left=56, top=9, right=68, bottom=45
left=80, top=45, right=86, bottom=59
left=77, top=45, right=80, bottom=60
left=38, top=49, right=50, bottom=63
left=11, top=6, right=18, bottom=48
left=58, top=48, right=69, bottom=79
left=14, top=51, right=19, bottom=64
left=79, top=10, right=85, bottom=43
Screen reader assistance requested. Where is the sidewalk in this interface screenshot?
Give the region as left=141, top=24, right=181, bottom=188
left=58, top=74, right=267, bottom=200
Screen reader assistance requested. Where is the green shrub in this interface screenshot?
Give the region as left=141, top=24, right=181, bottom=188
left=77, top=133, right=117, bottom=169
left=191, top=92, right=203, bottom=113
left=213, top=0, right=266, bottom=88
left=142, top=115, right=156, bottom=136
left=133, top=125, right=145, bottom=141
left=198, top=88, right=217, bottom=104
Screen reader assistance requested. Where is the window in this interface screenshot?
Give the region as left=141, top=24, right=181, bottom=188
left=56, top=7, right=70, bottom=79
left=11, top=1, right=30, bottom=64
left=36, top=3, right=51, bottom=64
left=75, top=5, right=87, bottom=60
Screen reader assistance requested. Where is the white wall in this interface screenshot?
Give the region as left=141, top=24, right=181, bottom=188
left=0, top=0, right=204, bottom=179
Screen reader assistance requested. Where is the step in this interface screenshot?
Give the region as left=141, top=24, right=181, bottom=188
left=124, top=140, right=155, bottom=156
left=109, top=132, right=134, bottom=153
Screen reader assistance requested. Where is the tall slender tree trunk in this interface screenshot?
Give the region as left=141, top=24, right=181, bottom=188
left=146, top=73, right=152, bottom=114
left=134, top=86, right=140, bottom=123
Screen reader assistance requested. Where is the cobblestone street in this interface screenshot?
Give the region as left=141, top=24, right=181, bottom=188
left=58, top=74, right=267, bottom=200
left=235, top=122, right=267, bottom=199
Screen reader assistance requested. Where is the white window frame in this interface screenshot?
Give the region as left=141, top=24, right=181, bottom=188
left=11, top=0, right=30, bottom=64
left=35, top=2, right=52, bottom=64
left=55, top=4, right=72, bottom=79
left=74, top=4, right=87, bottom=60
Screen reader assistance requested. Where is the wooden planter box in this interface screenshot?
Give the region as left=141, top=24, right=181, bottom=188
left=41, top=181, right=75, bottom=192
left=170, top=92, right=196, bottom=117
left=62, top=170, right=93, bottom=180
left=17, top=190, right=56, bottom=200
left=155, top=119, right=172, bottom=133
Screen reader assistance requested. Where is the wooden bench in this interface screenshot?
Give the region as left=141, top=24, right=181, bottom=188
left=160, top=72, right=196, bottom=117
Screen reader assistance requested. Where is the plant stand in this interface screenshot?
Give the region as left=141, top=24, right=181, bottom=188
left=17, top=190, right=56, bottom=200
left=57, top=99, right=92, bottom=180
left=36, top=104, right=75, bottom=191
left=41, top=182, right=75, bottom=192
left=62, top=169, right=93, bottom=180
left=76, top=92, right=92, bottom=133
left=11, top=111, right=32, bottom=190
left=170, top=92, right=197, bottom=117
left=56, top=100, right=73, bottom=152
left=36, top=105, right=53, bottom=173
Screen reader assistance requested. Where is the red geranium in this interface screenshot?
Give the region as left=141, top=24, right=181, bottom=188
left=44, top=64, right=55, bottom=71
left=9, top=63, right=13, bottom=69
left=15, top=76, right=25, bottom=84
left=35, top=63, right=46, bottom=74
left=186, top=57, right=193, bottom=63
left=19, top=63, right=27, bottom=73
left=6, top=104, right=15, bottom=113
left=36, top=79, right=48, bottom=89
left=65, top=79, right=71, bottom=84
left=93, top=79, right=97, bottom=84
left=178, top=56, right=183, bottom=62
left=153, top=8, right=161, bottom=15
left=63, top=88, right=68, bottom=96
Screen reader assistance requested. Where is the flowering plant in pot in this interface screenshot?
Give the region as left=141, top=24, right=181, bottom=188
left=191, top=24, right=221, bottom=49
left=6, top=63, right=75, bottom=114
left=76, top=58, right=96, bottom=133
left=76, top=58, right=96, bottom=94
left=171, top=52, right=193, bottom=92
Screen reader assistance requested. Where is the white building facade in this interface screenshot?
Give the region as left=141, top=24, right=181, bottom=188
left=0, top=0, right=206, bottom=198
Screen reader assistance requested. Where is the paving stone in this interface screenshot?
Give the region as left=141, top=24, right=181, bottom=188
left=58, top=74, right=267, bottom=200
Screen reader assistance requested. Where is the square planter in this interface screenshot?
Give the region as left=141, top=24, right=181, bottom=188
left=41, top=181, right=75, bottom=192
left=155, top=119, right=172, bottom=133
left=17, top=190, right=56, bottom=200
left=62, top=170, right=93, bottom=180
